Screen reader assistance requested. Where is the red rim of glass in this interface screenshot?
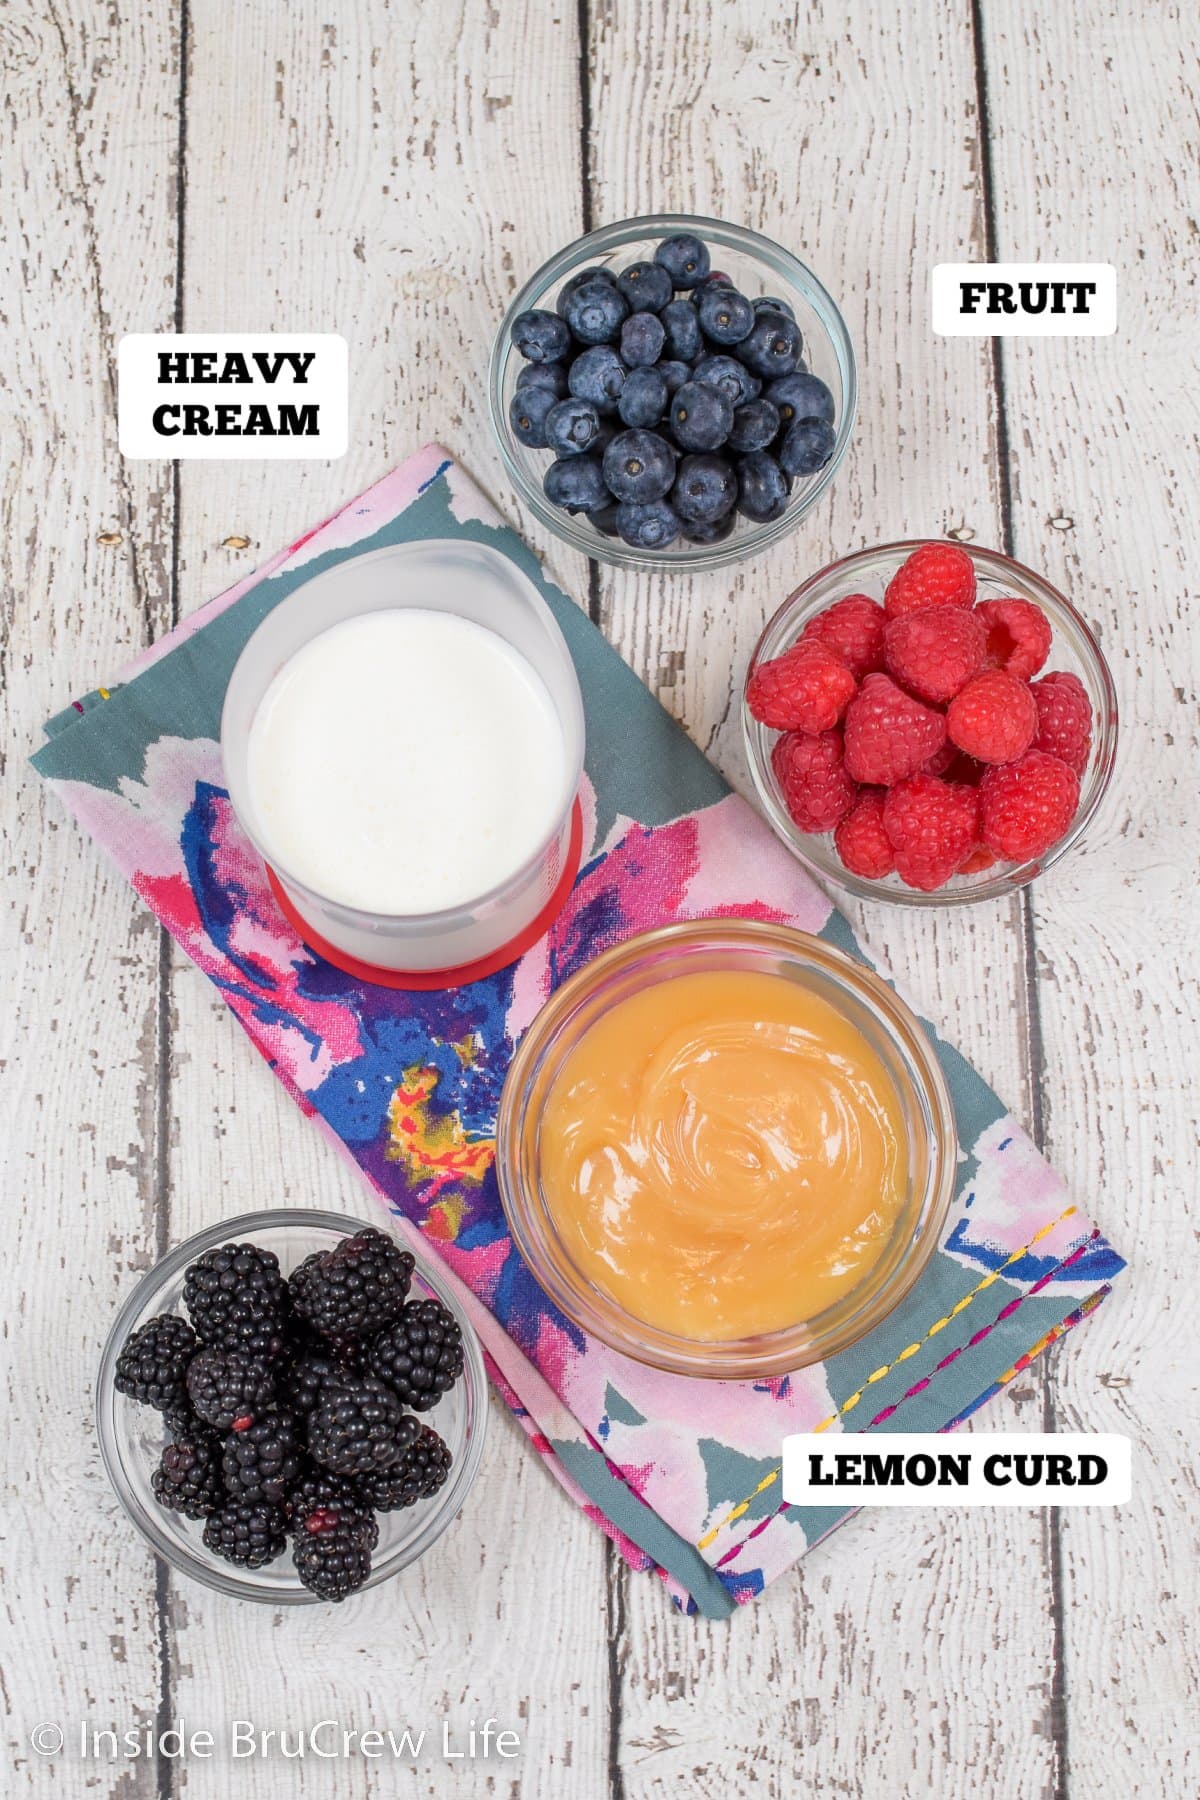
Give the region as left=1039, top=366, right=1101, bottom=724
left=264, top=798, right=585, bottom=990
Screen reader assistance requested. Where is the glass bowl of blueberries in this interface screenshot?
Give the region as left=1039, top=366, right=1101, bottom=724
left=489, top=214, right=856, bottom=570
left=97, top=1210, right=488, bottom=1604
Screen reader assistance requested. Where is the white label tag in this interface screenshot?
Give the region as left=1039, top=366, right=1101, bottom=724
left=118, top=333, right=348, bottom=459
left=782, top=1432, right=1130, bottom=1506
left=932, top=263, right=1117, bottom=336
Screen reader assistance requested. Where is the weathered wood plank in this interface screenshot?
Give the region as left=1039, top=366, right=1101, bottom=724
left=159, top=6, right=610, bottom=1796
left=586, top=2, right=1056, bottom=1793
left=979, top=4, right=1200, bottom=1794
left=0, top=0, right=179, bottom=1792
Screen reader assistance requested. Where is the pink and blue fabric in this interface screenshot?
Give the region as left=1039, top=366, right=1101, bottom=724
left=33, top=446, right=1123, bottom=1617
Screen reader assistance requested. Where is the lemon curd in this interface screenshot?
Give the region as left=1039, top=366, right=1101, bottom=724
left=539, top=968, right=908, bottom=1342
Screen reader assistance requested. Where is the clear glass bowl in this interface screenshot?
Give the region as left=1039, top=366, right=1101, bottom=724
left=495, top=921, right=956, bottom=1379
left=488, top=213, right=856, bottom=571
left=97, top=1209, right=488, bottom=1604
left=743, top=540, right=1119, bottom=905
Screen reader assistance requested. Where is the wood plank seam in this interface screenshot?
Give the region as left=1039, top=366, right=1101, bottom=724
left=154, top=5, right=191, bottom=1798
left=970, top=4, right=1068, bottom=1794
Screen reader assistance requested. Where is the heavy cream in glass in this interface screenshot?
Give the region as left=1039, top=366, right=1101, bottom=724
left=245, top=608, right=568, bottom=915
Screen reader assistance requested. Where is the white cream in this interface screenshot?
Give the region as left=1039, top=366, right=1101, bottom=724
left=246, top=608, right=568, bottom=915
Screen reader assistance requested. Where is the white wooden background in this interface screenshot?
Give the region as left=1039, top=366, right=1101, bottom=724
left=2, top=2, right=1197, bottom=1795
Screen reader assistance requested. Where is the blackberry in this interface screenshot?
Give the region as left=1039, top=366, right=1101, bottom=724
left=202, top=1498, right=287, bottom=1569
left=285, top=1466, right=364, bottom=1534
left=293, top=1509, right=377, bottom=1602
left=183, top=1242, right=288, bottom=1359
left=367, top=1298, right=465, bottom=1412
left=151, top=1426, right=225, bottom=1519
left=114, top=1313, right=198, bottom=1414
left=276, top=1349, right=352, bottom=1419
left=289, top=1228, right=413, bottom=1340
left=163, top=1397, right=201, bottom=1440
left=308, top=1376, right=417, bottom=1476
left=187, top=1347, right=275, bottom=1433
left=355, top=1424, right=452, bottom=1511
left=221, top=1408, right=303, bottom=1508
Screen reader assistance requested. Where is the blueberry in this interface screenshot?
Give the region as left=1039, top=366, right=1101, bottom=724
left=615, top=499, right=682, bottom=550
left=556, top=265, right=618, bottom=320
left=659, top=297, right=703, bottom=362
left=511, top=307, right=572, bottom=364
left=618, top=366, right=668, bottom=428
left=735, top=451, right=791, bottom=523
left=735, top=312, right=804, bottom=378
left=568, top=345, right=626, bottom=412
left=544, top=455, right=610, bottom=514
left=654, top=233, right=711, bottom=288
left=656, top=359, right=691, bottom=396
left=587, top=503, right=622, bottom=538
left=563, top=278, right=630, bottom=345
left=509, top=384, right=558, bottom=448
left=727, top=397, right=782, bottom=453
left=779, top=416, right=836, bottom=478
left=516, top=360, right=569, bottom=398
left=671, top=453, right=738, bottom=525
left=690, top=271, right=736, bottom=307
left=616, top=260, right=674, bottom=313
left=669, top=380, right=734, bottom=452
left=620, top=311, right=666, bottom=368
left=591, top=421, right=618, bottom=458
left=766, top=370, right=835, bottom=427
left=692, top=354, right=760, bottom=405
left=696, top=286, right=755, bottom=346
left=545, top=396, right=603, bottom=456
left=753, top=295, right=796, bottom=321
left=681, top=511, right=736, bottom=546
left=602, top=428, right=676, bottom=503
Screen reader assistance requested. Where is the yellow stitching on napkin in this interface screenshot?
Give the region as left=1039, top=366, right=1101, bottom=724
left=696, top=1204, right=1078, bottom=1551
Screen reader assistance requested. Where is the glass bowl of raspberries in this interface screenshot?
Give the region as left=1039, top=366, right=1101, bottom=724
left=742, top=540, right=1118, bottom=902
left=489, top=214, right=856, bottom=569
left=98, top=1211, right=487, bottom=1604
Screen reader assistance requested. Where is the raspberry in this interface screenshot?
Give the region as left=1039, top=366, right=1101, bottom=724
left=800, top=594, right=887, bottom=679
left=884, top=604, right=986, bottom=705
left=946, top=669, right=1038, bottom=764
left=960, top=845, right=997, bottom=875
left=977, top=598, right=1052, bottom=679
left=883, top=543, right=976, bottom=619
left=922, top=742, right=959, bottom=777
left=842, top=673, right=947, bottom=786
left=882, top=776, right=981, bottom=892
left=944, top=751, right=986, bottom=785
left=770, top=730, right=858, bottom=832
left=1031, top=670, right=1092, bottom=776
left=746, top=642, right=856, bottom=732
left=834, top=791, right=895, bottom=879
left=980, top=751, right=1081, bottom=862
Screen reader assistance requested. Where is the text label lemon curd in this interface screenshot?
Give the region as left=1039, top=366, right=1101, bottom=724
left=782, top=1433, right=1131, bottom=1507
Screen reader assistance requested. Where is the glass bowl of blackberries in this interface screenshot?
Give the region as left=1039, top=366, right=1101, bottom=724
left=489, top=214, right=856, bottom=569
left=97, top=1210, right=488, bottom=1604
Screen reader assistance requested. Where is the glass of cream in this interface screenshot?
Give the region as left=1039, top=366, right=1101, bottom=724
left=221, top=539, right=585, bottom=980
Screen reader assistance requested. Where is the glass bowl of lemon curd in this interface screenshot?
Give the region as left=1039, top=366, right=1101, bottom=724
left=496, top=921, right=956, bottom=1379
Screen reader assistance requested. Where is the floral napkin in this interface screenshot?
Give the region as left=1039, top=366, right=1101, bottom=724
left=33, top=445, right=1123, bottom=1616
